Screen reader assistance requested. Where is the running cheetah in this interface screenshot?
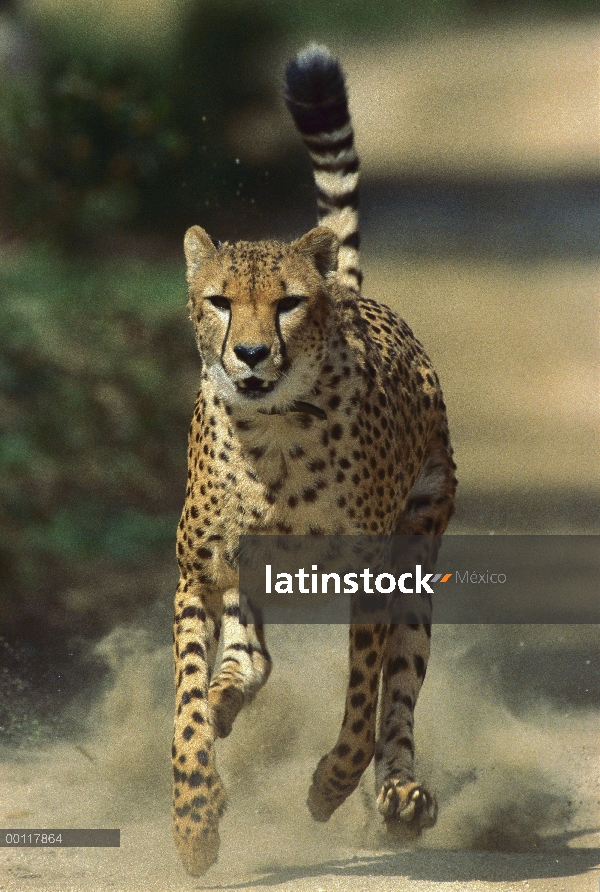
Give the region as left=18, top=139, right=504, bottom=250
left=172, top=44, right=457, bottom=875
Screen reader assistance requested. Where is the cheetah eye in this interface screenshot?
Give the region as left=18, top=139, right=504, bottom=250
left=206, top=296, right=231, bottom=311
left=278, top=295, right=304, bottom=313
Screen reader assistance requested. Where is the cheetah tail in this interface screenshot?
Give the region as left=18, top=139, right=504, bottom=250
left=284, top=44, right=362, bottom=294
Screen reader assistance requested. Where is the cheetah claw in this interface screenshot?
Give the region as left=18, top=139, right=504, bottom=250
left=377, top=779, right=437, bottom=834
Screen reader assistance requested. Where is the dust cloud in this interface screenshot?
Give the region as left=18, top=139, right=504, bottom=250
left=2, top=620, right=596, bottom=890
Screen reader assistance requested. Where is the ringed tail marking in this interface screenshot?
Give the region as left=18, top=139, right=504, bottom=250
left=284, top=43, right=362, bottom=294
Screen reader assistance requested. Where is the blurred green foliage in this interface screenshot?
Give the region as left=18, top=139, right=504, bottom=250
left=0, top=1, right=283, bottom=246
left=0, top=245, right=199, bottom=637
left=278, top=0, right=600, bottom=33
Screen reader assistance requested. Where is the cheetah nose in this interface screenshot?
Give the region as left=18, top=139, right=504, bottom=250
left=234, top=343, right=270, bottom=369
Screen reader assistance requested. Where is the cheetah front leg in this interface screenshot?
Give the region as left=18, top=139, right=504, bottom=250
left=208, top=587, right=272, bottom=739
left=172, top=577, right=225, bottom=876
left=307, top=624, right=389, bottom=821
left=374, top=622, right=437, bottom=836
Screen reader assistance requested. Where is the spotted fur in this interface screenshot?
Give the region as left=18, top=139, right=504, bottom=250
left=172, top=44, right=457, bottom=875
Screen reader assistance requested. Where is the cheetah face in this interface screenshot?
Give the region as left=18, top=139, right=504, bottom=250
left=184, top=226, right=338, bottom=410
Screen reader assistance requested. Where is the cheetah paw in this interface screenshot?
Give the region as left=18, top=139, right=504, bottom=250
left=208, top=685, right=244, bottom=738
left=307, top=781, right=340, bottom=823
left=173, top=825, right=220, bottom=877
left=306, top=756, right=345, bottom=822
left=377, top=779, right=437, bottom=835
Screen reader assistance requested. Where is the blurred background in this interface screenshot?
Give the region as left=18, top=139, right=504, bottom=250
left=0, top=0, right=598, bottom=751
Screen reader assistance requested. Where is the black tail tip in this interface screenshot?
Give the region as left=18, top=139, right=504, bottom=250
left=285, top=43, right=346, bottom=106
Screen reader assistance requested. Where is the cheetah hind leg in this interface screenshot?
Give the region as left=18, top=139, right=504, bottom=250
left=307, top=624, right=387, bottom=823
left=374, top=448, right=455, bottom=838
left=374, top=621, right=438, bottom=839
left=208, top=589, right=272, bottom=738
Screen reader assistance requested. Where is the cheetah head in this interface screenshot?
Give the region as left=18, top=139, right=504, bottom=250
left=184, top=226, right=338, bottom=410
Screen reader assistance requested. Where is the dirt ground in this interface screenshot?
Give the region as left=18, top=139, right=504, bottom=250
left=1, top=19, right=599, bottom=892
left=0, top=624, right=598, bottom=892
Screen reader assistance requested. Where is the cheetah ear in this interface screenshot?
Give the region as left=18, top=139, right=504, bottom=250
left=295, top=227, right=338, bottom=280
left=184, top=226, right=217, bottom=281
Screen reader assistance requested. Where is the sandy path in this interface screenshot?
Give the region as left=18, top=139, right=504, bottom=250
left=1, top=624, right=598, bottom=892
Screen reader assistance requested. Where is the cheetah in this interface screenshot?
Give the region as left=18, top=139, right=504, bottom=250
left=172, top=44, right=457, bottom=875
